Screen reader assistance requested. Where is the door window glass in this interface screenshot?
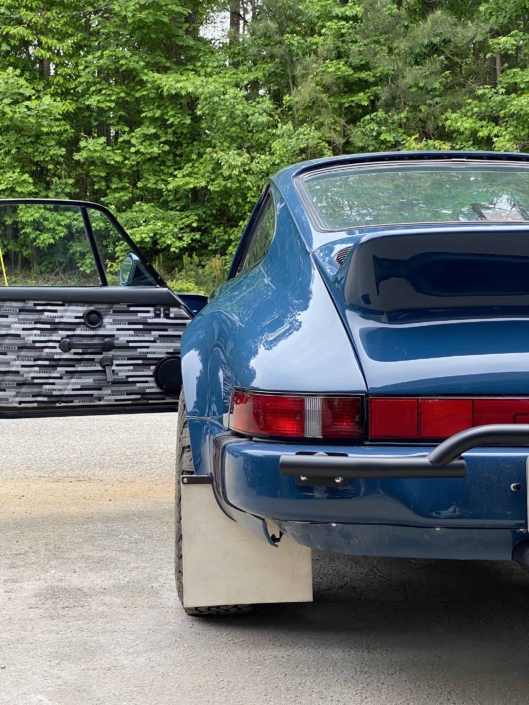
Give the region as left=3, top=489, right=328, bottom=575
left=238, top=195, right=275, bottom=274
left=87, top=209, right=157, bottom=287
left=0, top=202, right=157, bottom=287
left=87, top=209, right=128, bottom=286
left=0, top=204, right=101, bottom=286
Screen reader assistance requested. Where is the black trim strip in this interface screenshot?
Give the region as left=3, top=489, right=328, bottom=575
left=0, top=403, right=178, bottom=419
left=0, top=286, right=180, bottom=304
left=212, top=432, right=247, bottom=499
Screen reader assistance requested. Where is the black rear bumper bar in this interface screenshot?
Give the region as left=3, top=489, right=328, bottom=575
left=279, top=454, right=466, bottom=480
left=279, top=424, right=529, bottom=483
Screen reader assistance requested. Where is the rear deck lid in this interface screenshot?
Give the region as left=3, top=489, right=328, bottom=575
left=340, top=226, right=529, bottom=394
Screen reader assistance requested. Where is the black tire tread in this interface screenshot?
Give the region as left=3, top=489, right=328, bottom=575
left=183, top=605, right=253, bottom=616
left=175, top=388, right=193, bottom=607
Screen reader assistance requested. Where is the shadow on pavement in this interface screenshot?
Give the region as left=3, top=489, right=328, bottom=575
left=199, top=551, right=529, bottom=704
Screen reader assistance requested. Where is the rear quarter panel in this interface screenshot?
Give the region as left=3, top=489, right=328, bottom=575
left=180, top=186, right=366, bottom=475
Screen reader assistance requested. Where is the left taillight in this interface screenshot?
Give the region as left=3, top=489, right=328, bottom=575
left=229, top=389, right=362, bottom=440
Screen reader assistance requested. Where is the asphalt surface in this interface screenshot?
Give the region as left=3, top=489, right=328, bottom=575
left=2, top=414, right=529, bottom=705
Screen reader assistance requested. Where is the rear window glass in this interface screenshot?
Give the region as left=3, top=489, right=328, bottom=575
left=301, top=162, right=529, bottom=230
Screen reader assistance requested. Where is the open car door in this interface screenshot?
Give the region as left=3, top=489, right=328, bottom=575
left=0, top=199, right=204, bottom=417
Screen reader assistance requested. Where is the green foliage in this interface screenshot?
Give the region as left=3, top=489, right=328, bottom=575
left=0, top=204, right=103, bottom=285
left=167, top=253, right=228, bottom=293
left=0, top=0, right=527, bottom=292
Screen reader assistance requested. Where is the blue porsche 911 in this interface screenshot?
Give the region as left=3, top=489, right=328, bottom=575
left=177, top=150, right=529, bottom=614
left=2, top=150, right=529, bottom=616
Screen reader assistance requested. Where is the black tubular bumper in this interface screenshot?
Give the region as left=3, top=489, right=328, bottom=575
left=279, top=424, right=529, bottom=483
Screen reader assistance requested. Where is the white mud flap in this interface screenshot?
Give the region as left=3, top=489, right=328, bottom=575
left=181, top=479, right=313, bottom=608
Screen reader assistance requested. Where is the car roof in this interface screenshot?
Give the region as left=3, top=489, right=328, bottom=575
left=271, top=150, right=529, bottom=252
left=271, top=150, right=529, bottom=187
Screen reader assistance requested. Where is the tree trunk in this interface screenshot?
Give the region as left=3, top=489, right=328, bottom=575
left=230, top=0, right=241, bottom=43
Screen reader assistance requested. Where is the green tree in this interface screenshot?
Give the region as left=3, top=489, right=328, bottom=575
left=0, top=0, right=527, bottom=292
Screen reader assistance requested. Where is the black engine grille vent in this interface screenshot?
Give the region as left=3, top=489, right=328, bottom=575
left=335, top=246, right=352, bottom=267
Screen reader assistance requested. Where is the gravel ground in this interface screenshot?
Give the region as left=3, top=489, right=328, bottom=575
left=1, top=414, right=529, bottom=705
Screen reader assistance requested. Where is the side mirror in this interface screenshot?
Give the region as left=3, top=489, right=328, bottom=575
left=119, top=253, right=155, bottom=286
left=119, top=253, right=136, bottom=286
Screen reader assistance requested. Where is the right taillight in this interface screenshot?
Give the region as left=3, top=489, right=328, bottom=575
left=369, top=397, right=529, bottom=441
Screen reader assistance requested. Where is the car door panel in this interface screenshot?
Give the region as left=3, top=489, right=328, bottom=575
left=0, top=199, right=200, bottom=417
left=0, top=288, right=191, bottom=416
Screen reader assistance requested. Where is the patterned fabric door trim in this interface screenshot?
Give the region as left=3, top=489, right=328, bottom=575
left=0, top=300, right=190, bottom=409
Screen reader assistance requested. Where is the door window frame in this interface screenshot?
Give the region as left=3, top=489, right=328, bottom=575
left=0, top=198, right=167, bottom=289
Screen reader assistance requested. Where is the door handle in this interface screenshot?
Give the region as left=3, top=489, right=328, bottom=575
left=100, top=354, right=114, bottom=383
left=59, top=337, right=114, bottom=353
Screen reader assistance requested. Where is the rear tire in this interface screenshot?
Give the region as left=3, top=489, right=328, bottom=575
left=175, top=389, right=252, bottom=616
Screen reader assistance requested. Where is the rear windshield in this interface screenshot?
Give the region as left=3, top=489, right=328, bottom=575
left=301, top=162, right=529, bottom=230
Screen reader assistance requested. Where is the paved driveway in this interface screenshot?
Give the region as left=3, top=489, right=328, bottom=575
left=1, top=414, right=529, bottom=705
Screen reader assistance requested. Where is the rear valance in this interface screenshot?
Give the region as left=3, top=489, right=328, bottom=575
left=344, top=226, right=529, bottom=312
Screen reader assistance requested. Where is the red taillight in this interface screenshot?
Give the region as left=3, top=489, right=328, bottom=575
left=419, top=399, right=473, bottom=439
left=229, top=390, right=362, bottom=439
left=369, top=397, right=529, bottom=440
left=369, top=398, right=418, bottom=439
left=230, top=390, right=304, bottom=437
left=473, top=398, right=529, bottom=426
left=322, top=397, right=361, bottom=438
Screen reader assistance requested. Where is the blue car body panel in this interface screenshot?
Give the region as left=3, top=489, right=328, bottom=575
left=181, top=182, right=366, bottom=423
left=275, top=523, right=521, bottom=561
left=180, top=150, right=529, bottom=560
left=221, top=442, right=527, bottom=527
left=346, top=314, right=529, bottom=395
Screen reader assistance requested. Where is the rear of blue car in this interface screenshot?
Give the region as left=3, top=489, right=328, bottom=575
left=212, top=156, right=529, bottom=569
left=220, top=397, right=529, bottom=563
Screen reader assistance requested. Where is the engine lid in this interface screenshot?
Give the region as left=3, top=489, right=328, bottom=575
left=332, top=225, right=529, bottom=394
